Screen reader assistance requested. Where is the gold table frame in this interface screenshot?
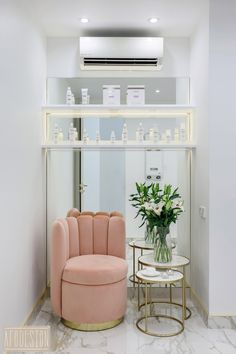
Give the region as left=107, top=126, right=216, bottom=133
left=128, top=240, right=154, bottom=286
left=138, top=254, right=191, bottom=320
left=136, top=270, right=185, bottom=337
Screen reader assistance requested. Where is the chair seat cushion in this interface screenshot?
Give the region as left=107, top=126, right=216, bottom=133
left=62, top=254, right=128, bottom=286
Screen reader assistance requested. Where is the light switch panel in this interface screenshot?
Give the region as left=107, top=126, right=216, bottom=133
left=199, top=205, right=207, bottom=219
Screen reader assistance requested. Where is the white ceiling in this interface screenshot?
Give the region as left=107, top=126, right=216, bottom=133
left=27, top=0, right=207, bottom=37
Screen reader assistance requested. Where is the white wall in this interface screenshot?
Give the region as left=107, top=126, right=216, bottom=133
left=47, top=37, right=190, bottom=78
left=82, top=119, right=100, bottom=211
left=208, top=0, right=236, bottom=315
left=46, top=77, right=74, bottom=281
left=190, top=3, right=210, bottom=312
left=190, top=0, right=236, bottom=318
left=0, top=2, right=46, bottom=351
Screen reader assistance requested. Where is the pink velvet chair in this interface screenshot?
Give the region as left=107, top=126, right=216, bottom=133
left=51, top=212, right=128, bottom=331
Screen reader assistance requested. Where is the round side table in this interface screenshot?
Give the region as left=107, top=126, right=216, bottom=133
left=136, top=269, right=184, bottom=337
left=128, top=240, right=154, bottom=286
left=138, top=254, right=191, bottom=320
left=128, top=239, right=176, bottom=286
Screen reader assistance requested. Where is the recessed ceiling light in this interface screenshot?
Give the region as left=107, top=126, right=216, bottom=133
left=149, top=17, right=159, bottom=24
left=155, top=89, right=160, bottom=93
left=80, top=18, right=89, bottom=23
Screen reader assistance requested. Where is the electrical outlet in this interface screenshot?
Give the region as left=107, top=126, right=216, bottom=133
left=199, top=205, right=207, bottom=219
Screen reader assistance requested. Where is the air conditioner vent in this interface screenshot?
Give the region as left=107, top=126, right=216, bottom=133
left=84, top=58, right=161, bottom=66
left=80, top=37, right=164, bottom=71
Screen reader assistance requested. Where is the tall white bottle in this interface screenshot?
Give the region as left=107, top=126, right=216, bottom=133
left=69, top=123, right=75, bottom=142
left=165, top=129, right=172, bottom=143
left=152, top=126, right=160, bottom=143
left=83, top=128, right=88, bottom=144
left=73, top=127, right=78, bottom=140
left=52, top=123, right=59, bottom=144
left=66, top=87, right=73, bottom=105
left=110, top=131, right=116, bottom=143
left=137, top=123, right=144, bottom=142
left=95, top=130, right=100, bottom=144
left=122, top=123, right=128, bottom=143
left=58, top=128, right=64, bottom=142
left=174, top=128, right=180, bottom=142
left=180, top=123, right=186, bottom=142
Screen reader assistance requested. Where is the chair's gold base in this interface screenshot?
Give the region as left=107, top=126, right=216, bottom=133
left=62, top=317, right=123, bottom=331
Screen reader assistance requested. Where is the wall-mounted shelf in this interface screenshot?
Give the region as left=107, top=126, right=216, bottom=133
left=42, top=140, right=196, bottom=151
left=42, top=104, right=195, bottom=118
left=42, top=104, right=195, bottom=150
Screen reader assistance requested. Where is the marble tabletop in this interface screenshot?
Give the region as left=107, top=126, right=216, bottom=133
left=139, top=254, right=190, bottom=268
left=129, top=239, right=154, bottom=250
left=136, top=269, right=183, bottom=283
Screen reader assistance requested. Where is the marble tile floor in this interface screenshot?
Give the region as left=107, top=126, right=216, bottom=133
left=14, top=295, right=236, bottom=354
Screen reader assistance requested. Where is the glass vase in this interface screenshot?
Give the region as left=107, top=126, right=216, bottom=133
left=153, top=226, right=172, bottom=263
left=144, top=222, right=155, bottom=244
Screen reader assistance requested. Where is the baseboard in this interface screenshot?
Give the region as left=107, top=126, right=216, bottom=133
left=207, top=314, right=236, bottom=329
left=190, top=288, right=208, bottom=326
left=190, top=288, right=236, bottom=329
left=22, top=287, right=49, bottom=326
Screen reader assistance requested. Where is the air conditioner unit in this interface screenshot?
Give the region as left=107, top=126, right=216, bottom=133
left=80, top=37, right=163, bottom=71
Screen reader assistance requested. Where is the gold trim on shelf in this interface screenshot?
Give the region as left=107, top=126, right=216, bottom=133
left=62, top=317, right=123, bottom=331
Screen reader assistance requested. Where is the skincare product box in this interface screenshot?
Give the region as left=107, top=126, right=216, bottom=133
left=103, top=85, right=120, bottom=105
left=81, top=88, right=89, bottom=105
left=126, top=85, right=145, bottom=105
left=180, top=123, right=186, bottom=142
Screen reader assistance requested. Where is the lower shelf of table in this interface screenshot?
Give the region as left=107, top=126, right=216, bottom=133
left=138, top=300, right=192, bottom=320
left=136, top=314, right=184, bottom=337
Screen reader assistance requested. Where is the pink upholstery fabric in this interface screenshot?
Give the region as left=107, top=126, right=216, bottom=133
left=110, top=211, right=123, bottom=217
left=96, top=211, right=110, bottom=217
left=67, top=208, right=80, bottom=218
left=66, top=208, right=123, bottom=218
left=77, top=215, right=93, bottom=255
left=51, top=219, right=69, bottom=316
left=93, top=215, right=109, bottom=254
left=66, top=217, right=79, bottom=258
left=62, top=278, right=127, bottom=324
left=81, top=211, right=95, bottom=216
left=51, top=211, right=127, bottom=324
left=62, top=254, right=127, bottom=285
left=108, top=217, right=126, bottom=259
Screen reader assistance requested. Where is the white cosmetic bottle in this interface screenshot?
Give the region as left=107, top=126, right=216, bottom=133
left=180, top=123, right=186, bottom=142
left=52, top=123, right=59, bottom=144
left=73, top=127, right=78, bottom=141
left=137, top=123, right=144, bottom=142
left=122, top=123, right=128, bottom=143
left=95, top=130, right=100, bottom=144
left=165, top=129, right=172, bottom=143
left=174, top=128, right=180, bottom=142
left=81, top=88, right=88, bottom=104
left=58, top=128, right=64, bottom=142
left=69, top=123, right=75, bottom=142
left=66, top=87, right=73, bottom=105
left=153, top=126, right=160, bottom=143
left=110, top=131, right=116, bottom=143
left=83, top=128, right=88, bottom=144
